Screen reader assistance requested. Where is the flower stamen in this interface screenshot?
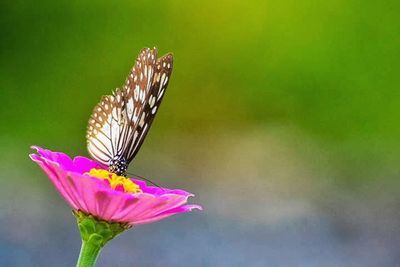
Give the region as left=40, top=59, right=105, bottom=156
left=86, top=168, right=142, bottom=193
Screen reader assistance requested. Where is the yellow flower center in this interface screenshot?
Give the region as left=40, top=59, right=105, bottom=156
left=86, top=168, right=142, bottom=194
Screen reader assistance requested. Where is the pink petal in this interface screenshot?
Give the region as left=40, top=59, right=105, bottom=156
left=30, top=146, right=202, bottom=225
left=133, top=205, right=202, bottom=225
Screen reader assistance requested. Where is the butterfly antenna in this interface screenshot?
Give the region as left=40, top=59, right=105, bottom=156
left=126, top=171, right=163, bottom=189
left=93, top=164, right=161, bottom=189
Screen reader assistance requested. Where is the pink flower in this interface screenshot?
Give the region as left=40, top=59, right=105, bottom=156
left=30, top=146, right=201, bottom=225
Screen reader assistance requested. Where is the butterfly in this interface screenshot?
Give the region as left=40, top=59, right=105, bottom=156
left=86, top=47, right=173, bottom=176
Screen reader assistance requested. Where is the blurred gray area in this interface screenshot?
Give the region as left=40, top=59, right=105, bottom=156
left=1, top=129, right=399, bottom=266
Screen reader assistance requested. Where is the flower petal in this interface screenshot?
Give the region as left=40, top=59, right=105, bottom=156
left=30, top=146, right=201, bottom=225
left=133, top=205, right=202, bottom=225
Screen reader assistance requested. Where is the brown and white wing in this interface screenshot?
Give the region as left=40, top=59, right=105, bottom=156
left=86, top=47, right=173, bottom=166
left=120, top=47, right=159, bottom=162
left=86, top=88, right=127, bottom=165
left=124, top=52, right=173, bottom=163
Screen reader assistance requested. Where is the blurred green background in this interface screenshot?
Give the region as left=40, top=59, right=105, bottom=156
left=1, top=1, right=399, bottom=266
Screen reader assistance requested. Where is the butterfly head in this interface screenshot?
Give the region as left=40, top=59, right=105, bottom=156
left=109, top=157, right=128, bottom=177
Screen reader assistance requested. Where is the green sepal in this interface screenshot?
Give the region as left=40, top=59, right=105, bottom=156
left=73, top=210, right=131, bottom=248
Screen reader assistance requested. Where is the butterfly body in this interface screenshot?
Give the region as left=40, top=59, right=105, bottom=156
left=109, top=157, right=128, bottom=176
left=86, top=48, right=173, bottom=176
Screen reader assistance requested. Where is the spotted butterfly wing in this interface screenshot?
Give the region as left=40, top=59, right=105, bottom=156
left=86, top=47, right=173, bottom=175
left=124, top=52, right=173, bottom=163
left=86, top=88, right=126, bottom=166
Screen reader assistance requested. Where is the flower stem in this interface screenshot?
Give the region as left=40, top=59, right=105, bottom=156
left=76, top=240, right=102, bottom=267
left=73, top=210, right=131, bottom=267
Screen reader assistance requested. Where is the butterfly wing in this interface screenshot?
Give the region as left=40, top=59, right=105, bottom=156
left=124, top=52, right=173, bottom=163
left=86, top=88, right=127, bottom=165
left=86, top=47, right=173, bottom=167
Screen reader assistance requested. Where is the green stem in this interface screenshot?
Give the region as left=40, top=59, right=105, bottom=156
left=76, top=240, right=102, bottom=267
left=73, top=211, right=131, bottom=267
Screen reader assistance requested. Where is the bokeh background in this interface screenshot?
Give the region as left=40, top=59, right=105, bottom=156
left=1, top=1, right=400, bottom=266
